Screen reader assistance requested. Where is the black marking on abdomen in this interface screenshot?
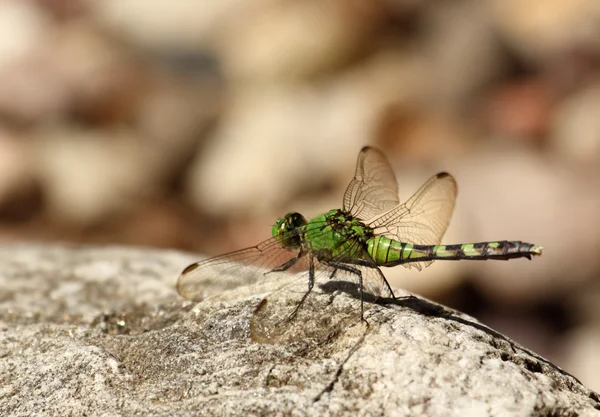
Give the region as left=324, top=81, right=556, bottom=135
left=444, top=244, right=463, bottom=257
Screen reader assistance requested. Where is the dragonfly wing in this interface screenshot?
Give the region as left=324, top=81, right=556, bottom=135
left=343, top=147, right=400, bottom=221
left=177, top=236, right=305, bottom=301
left=368, top=172, right=458, bottom=270
left=250, top=259, right=338, bottom=344
left=250, top=240, right=394, bottom=344
left=360, top=261, right=396, bottom=300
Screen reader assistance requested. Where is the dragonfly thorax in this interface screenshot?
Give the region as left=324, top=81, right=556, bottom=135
left=324, top=209, right=373, bottom=236
left=272, top=212, right=307, bottom=250
left=303, top=209, right=375, bottom=260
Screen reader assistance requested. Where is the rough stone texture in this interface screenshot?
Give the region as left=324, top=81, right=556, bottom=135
left=0, top=244, right=599, bottom=416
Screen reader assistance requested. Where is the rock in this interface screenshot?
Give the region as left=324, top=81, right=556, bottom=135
left=0, top=244, right=598, bottom=416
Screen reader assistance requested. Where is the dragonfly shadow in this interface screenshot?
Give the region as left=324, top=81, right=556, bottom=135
left=380, top=296, right=585, bottom=387
left=317, top=280, right=381, bottom=305
left=313, top=280, right=586, bottom=389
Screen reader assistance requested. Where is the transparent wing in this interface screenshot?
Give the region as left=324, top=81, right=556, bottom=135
left=368, top=172, right=458, bottom=270
left=343, top=146, right=400, bottom=221
left=250, top=240, right=394, bottom=344
left=177, top=235, right=308, bottom=302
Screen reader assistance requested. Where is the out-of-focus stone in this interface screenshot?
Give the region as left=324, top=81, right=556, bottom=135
left=0, top=1, right=48, bottom=70
left=0, top=3, right=63, bottom=122
left=0, top=19, right=140, bottom=124
left=447, top=148, right=600, bottom=304
left=376, top=108, right=476, bottom=162
left=93, top=0, right=248, bottom=49
left=559, top=284, right=600, bottom=393
left=0, top=130, right=35, bottom=205
left=0, top=60, right=69, bottom=123
left=135, top=76, right=222, bottom=167
left=490, top=0, right=600, bottom=59
left=550, top=85, right=600, bottom=165
left=383, top=146, right=600, bottom=304
left=423, top=0, right=505, bottom=111
left=560, top=326, right=600, bottom=393
left=49, top=22, right=147, bottom=125
left=186, top=86, right=341, bottom=217
left=185, top=50, right=429, bottom=216
left=484, top=79, right=555, bottom=139
left=218, top=0, right=384, bottom=82
left=34, top=127, right=152, bottom=225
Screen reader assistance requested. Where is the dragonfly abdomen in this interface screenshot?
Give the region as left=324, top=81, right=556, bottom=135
left=367, top=236, right=543, bottom=267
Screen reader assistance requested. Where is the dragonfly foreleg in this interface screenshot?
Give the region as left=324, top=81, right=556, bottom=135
left=329, top=268, right=338, bottom=280
left=322, top=261, right=365, bottom=321
left=288, top=254, right=315, bottom=320
left=265, top=250, right=304, bottom=275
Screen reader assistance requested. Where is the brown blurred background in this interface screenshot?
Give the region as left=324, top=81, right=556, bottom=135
left=1, top=0, right=599, bottom=390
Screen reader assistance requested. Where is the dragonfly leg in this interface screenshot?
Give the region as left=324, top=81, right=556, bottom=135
left=288, top=255, right=315, bottom=320
left=266, top=250, right=303, bottom=275
left=322, top=261, right=365, bottom=321
left=329, top=268, right=338, bottom=279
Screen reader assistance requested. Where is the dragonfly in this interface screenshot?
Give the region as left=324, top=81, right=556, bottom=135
left=177, top=147, right=542, bottom=343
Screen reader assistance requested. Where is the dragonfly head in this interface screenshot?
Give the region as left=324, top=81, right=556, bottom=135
left=272, top=212, right=306, bottom=250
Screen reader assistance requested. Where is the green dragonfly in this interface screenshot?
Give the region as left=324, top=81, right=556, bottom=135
left=177, top=147, right=542, bottom=342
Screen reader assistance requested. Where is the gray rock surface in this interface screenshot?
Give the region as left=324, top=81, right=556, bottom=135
left=1, top=244, right=599, bottom=416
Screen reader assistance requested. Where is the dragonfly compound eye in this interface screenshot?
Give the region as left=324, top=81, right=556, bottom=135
left=271, top=212, right=306, bottom=250
left=286, top=212, right=307, bottom=229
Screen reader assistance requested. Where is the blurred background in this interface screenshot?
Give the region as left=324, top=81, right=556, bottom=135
left=1, top=0, right=599, bottom=390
